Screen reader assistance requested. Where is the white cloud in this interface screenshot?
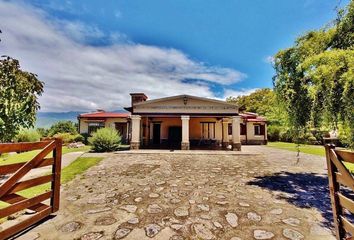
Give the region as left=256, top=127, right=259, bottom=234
left=222, top=88, right=258, bottom=99
left=0, top=1, right=246, bottom=112
left=264, top=55, right=274, bottom=64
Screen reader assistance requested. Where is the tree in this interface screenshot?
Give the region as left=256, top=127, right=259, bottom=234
left=226, top=88, right=288, bottom=126
left=0, top=56, right=44, bottom=142
left=48, top=121, right=78, bottom=136
left=273, top=0, right=354, bottom=148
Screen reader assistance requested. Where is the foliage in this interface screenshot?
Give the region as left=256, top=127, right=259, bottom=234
left=53, top=132, right=76, bottom=144
left=15, top=129, right=41, bottom=142
left=273, top=1, right=354, bottom=148
left=48, top=121, right=77, bottom=136
left=0, top=56, right=44, bottom=142
left=36, top=127, right=49, bottom=137
left=226, top=88, right=288, bottom=126
left=74, top=134, right=84, bottom=142
left=89, top=128, right=121, bottom=152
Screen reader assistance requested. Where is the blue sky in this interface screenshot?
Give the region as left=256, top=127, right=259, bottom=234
left=0, top=0, right=349, bottom=111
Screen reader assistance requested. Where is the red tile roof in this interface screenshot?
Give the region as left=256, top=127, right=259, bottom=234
left=79, top=111, right=130, bottom=118
left=240, top=112, right=266, bottom=122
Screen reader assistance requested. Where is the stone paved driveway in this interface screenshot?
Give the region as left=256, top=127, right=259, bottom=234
left=31, top=146, right=335, bottom=240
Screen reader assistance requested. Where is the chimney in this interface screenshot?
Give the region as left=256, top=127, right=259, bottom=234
left=130, top=93, right=148, bottom=107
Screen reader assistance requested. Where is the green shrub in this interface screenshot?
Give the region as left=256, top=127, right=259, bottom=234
left=49, top=121, right=77, bottom=136
left=267, top=125, right=281, bottom=141
left=74, top=134, right=84, bottom=142
left=36, top=127, right=49, bottom=137
left=89, top=128, right=121, bottom=152
left=279, top=129, right=293, bottom=142
left=15, top=129, right=41, bottom=142
left=53, top=133, right=76, bottom=145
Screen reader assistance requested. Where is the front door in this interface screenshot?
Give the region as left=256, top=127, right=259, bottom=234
left=115, top=123, right=127, bottom=143
left=168, top=126, right=182, bottom=148
left=153, top=124, right=161, bottom=144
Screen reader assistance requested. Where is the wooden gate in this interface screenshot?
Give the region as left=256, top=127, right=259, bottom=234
left=325, top=144, right=354, bottom=240
left=0, top=139, right=62, bottom=240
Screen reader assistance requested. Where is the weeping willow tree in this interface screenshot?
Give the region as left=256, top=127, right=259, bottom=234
left=273, top=1, right=354, bottom=150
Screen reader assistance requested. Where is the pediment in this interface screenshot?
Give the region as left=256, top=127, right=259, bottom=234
left=133, top=95, right=238, bottom=114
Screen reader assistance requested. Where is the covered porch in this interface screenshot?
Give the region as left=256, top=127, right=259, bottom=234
left=130, top=114, right=242, bottom=150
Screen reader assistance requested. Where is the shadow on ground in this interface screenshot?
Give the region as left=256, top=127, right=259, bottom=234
left=247, top=171, right=333, bottom=228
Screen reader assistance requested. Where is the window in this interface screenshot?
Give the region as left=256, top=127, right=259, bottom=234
left=254, top=124, right=265, bottom=135
left=88, top=122, right=105, bottom=135
left=201, top=122, right=215, bottom=139
left=240, top=123, right=246, bottom=135
left=228, top=123, right=246, bottom=135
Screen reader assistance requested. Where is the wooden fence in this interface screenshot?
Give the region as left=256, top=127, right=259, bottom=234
left=0, top=139, right=62, bottom=240
left=325, top=144, right=354, bottom=240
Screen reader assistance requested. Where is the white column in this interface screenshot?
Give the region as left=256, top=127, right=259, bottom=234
left=232, top=116, right=241, bottom=151
left=222, top=118, right=229, bottom=148
left=130, top=115, right=141, bottom=149
left=181, top=115, right=190, bottom=150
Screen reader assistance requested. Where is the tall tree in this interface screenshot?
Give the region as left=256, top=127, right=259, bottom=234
left=273, top=0, right=354, bottom=147
left=0, top=56, right=44, bottom=142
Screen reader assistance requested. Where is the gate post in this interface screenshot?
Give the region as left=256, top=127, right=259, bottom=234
left=51, top=138, right=62, bottom=213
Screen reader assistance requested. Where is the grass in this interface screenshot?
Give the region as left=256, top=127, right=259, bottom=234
left=267, top=141, right=354, bottom=173
left=0, top=145, right=91, bottom=166
left=267, top=141, right=325, bottom=156
left=0, top=156, right=104, bottom=212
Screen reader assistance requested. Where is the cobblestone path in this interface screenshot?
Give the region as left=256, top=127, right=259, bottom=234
left=29, top=147, right=335, bottom=240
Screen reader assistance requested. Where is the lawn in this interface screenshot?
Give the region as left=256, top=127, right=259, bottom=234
left=267, top=141, right=354, bottom=173
left=0, top=156, right=104, bottom=216
left=0, top=145, right=91, bottom=166
left=267, top=141, right=325, bottom=156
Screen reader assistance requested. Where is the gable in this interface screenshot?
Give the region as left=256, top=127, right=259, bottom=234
left=133, top=95, right=238, bottom=114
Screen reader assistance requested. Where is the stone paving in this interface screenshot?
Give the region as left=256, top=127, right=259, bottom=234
left=28, top=146, right=335, bottom=240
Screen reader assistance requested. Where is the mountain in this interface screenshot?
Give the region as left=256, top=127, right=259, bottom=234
left=36, top=111, right=83, bottom=128
left=36, top=109, right=128, bottom=128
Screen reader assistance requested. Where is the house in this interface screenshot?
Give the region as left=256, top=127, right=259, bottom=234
left=78, top=93, right=267, bottom=150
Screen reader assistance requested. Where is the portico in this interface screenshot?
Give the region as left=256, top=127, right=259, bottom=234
left=126, top=93, right=243, bottom=151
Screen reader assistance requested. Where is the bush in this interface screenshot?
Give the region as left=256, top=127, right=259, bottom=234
left=36, top=127, right=49, bottom=137
left=73, top=134, right=84, bottom=142
left=279, top=129, right=293, bottom=142
left=267, top=125, right=281, bottom=141
left=53, top=133, right=76, bottom=145
left=15, top=129, right=41, bottom=142
left=89, top=128, right=121, bottom=152
left=49, top=121, right=77, bottom=136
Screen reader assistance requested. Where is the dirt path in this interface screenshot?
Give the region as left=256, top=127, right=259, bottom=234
left=26, top=146, right=334, bottom=240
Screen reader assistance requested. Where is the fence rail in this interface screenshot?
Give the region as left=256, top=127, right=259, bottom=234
left=0, top=139, right=62, bottom=240
left=325, top=144, right=354, bottom=240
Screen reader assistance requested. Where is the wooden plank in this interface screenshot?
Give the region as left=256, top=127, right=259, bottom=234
left=341, top=216, right=354, bottom=236
left=0, top=158, right=54, bottom=175
left=0, top=191, right=52, bottom=218
left=6, top=175, right=53, bottom=194
left=338, top=193, right=354, bottom=214
left=335, top=172, right=352, bottom=189
left=330, top=150, right=354, bottom=190
left=336, top=150, right=354, bottom=164
left=51, top=139, right=62, bottom=213
left=0, top=141, right=55, bottom=198
left=325, top=144, right=343, bottom=240
left=0, top=206, right=51, bottom=240
left=0, top=141, right=52, bottom=154
left=0, top=194, right=49, bottom=213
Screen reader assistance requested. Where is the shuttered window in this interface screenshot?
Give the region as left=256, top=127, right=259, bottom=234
left=201, top=122, right=216, bottom=139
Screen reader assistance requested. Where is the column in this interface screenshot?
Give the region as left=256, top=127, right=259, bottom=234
left=232, top=116, right=241, bottom=151
left=143, top=117, right=149, bottom=146
left=181, top=115, right=190, bottom=150
left=222, top=118, right=229, bottom=148
left=130, top=115, right=141, bottom=150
